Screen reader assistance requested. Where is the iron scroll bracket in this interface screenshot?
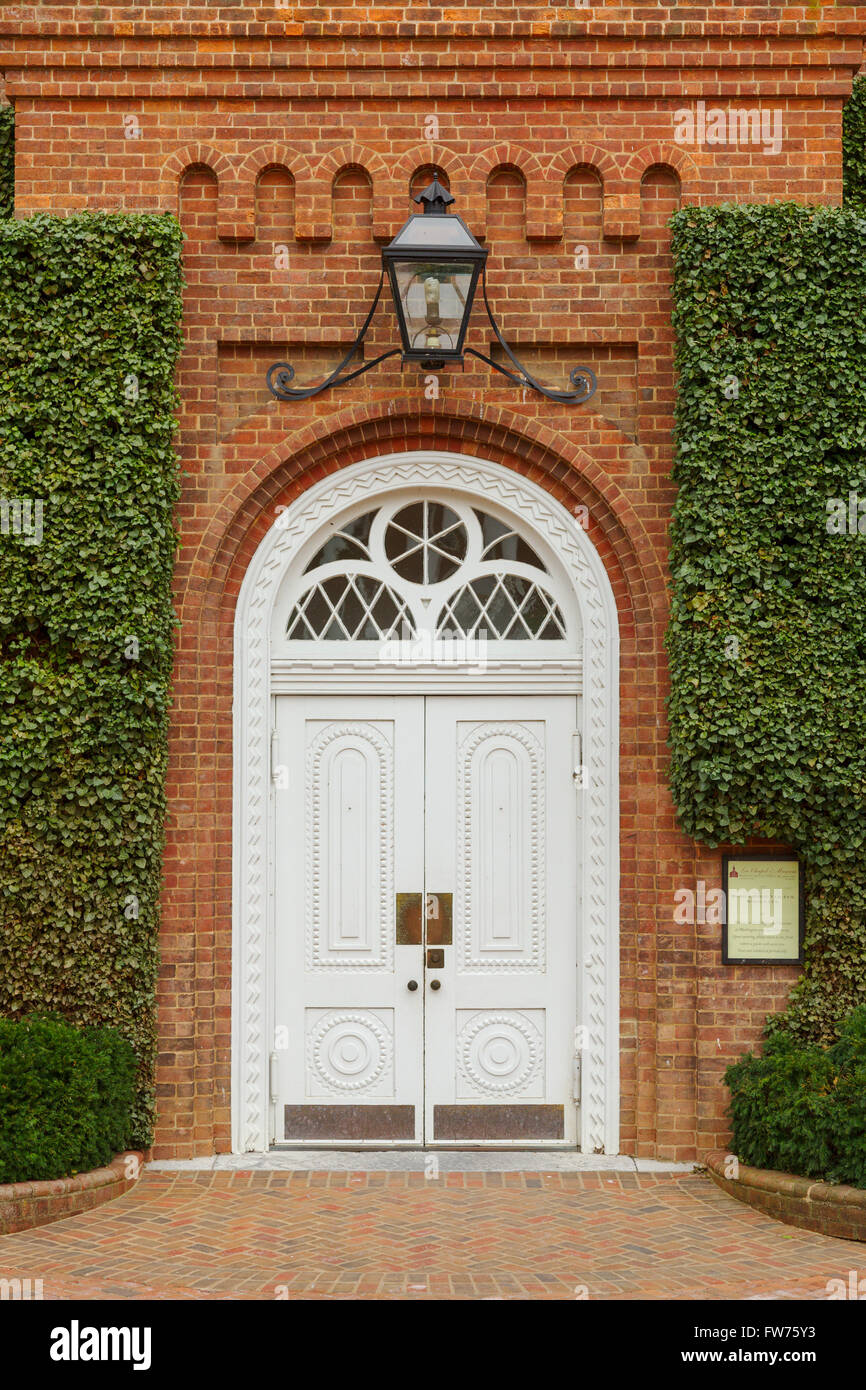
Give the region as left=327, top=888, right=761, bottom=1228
left=266, top=270, right=401, bottom=402
left=467, top=268, right=598, bottom=405
left=266, top=266, right=598, bottom=406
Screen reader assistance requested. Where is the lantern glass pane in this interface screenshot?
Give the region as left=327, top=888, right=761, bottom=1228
left=389, top=216, right=479, bottom=248
left=392, top=259, right=475, bottom=355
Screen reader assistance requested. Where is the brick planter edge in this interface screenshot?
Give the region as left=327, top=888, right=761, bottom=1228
left=705, top=1149, right=866, bottom=1243
left=0, top=1151, right=144, bottom=1235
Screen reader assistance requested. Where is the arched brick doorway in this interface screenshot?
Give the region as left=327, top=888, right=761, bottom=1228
left=231, top=450, right=620, bottom=1154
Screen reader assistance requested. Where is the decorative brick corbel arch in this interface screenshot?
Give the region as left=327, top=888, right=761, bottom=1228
left=385, top=145, right=480, bottom=238
left=159, top=144, right=238, bottom=239
left=469, top=144, right=554, bottom=241
left=230, top=144, right=316, bottom=244
left=305, top=144, right=392, bottom=242
left=547, top=145, right=623, bottom=240
left=621, top=143, right=702, bottom=207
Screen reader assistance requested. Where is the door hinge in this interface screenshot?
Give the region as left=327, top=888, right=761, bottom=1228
left=572, top=731, right=586, bottom=788
left=572, top=1050, right=582, bottom=1104
left=269, top=1052, right=279, bottom=1104
left=270, top=729, right=281, bottom=782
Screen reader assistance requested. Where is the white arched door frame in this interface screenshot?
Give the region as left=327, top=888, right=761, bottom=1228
left=232, top=450, right=620, bottom=1153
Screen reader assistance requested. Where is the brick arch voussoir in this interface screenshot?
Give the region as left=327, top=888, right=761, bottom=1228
left=185, top=404, right=664, bottom=654
left=623, top=143, right=701, bottom=201
left=238, top=143, right=311, bottom=187
left=550, top=144, right=622, bottom=191
left=470, top=142, right=543, bottom=182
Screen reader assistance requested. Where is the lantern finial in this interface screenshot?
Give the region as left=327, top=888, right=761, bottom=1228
left=413, top=173, right=454, bottom=215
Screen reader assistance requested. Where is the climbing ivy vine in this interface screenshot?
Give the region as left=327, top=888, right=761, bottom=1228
left=667, top=202, right=866, bottom=1044
left=0, top=212, right=183, bottom=1144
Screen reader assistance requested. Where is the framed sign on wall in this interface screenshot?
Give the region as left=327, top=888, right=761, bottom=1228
left=721, top=853, right=804, bottom=966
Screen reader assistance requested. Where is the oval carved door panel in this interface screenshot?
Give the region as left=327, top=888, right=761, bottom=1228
left=457, top=725, right=545, bottom=972
left=306, top=723, right=394, bottom=971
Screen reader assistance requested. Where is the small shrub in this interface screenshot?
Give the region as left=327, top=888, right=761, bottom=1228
left=0, top=1014, right=136, bottom=1184
left=725, top=1005, right=866, bottom=1188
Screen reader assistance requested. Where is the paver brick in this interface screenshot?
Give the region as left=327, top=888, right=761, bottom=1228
left=0, top=1169, right=861, bottom=1300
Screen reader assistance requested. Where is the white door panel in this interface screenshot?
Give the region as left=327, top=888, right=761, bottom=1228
left=272, top=693, right=579, bottom=1146
left=424, top=697, right=578, bottom=1145
left=272, top=696, right=424, bottom=1144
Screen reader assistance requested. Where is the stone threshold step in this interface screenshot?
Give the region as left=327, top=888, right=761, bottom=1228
left=148, top=1152, right=696, bottom=1173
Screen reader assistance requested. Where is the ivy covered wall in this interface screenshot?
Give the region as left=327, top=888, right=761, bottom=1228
left=667, top=203, right=866, bottom=1044
left=842, top=71, right=866, bottom=210
left=0, top=105, right=13, bottom=218
left=0, top=212, right=183, bottom=1144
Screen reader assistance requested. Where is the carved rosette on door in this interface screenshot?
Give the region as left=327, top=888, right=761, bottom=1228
left=456, top=1011, right=545, bottom=1099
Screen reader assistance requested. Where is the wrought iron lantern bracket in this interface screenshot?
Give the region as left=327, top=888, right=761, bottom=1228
left=266, top=269, right=402, bottom=403
left=266, top=180, right=597, bottom=406
left=464, top=269, right=597, bottom=404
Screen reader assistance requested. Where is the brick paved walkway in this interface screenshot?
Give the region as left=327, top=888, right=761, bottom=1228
left=1, top=1170, right=861, bottom=1300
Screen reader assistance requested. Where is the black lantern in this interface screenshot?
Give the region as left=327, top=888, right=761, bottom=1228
left=267, top=174, right=597, bottom=405
left=381, top=176, right=487, bottom=369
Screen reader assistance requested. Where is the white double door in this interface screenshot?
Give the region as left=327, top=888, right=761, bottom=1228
left=272, top=693, right=579, bottom=1146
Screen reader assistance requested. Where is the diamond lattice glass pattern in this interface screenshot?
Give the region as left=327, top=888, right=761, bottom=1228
left=286, top=573, right=413, bottom=640
left=437, top=574, right=566, bottom=640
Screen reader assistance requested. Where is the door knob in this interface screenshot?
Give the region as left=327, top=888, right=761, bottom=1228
left=407, top=979, right=419, bottom=991
left=429, top=979, right=442, bottom=991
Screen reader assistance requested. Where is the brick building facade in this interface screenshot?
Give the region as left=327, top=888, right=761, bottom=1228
left=2, top=4, right=863, bottom=1160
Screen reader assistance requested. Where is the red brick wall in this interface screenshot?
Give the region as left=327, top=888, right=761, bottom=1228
left=3, top=5, right=864, bottom=1159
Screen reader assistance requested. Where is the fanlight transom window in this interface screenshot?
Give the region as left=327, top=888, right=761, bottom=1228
left=280, top=496, right=576, bottom=648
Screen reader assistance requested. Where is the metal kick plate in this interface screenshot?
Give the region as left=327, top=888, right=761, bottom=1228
left=285, top=1106, right=416, bottom=1141
left=434, top=1105, right=565, bottom=1141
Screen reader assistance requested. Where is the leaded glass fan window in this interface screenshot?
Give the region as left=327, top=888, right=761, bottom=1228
left=280, top=496, right=575, bottom=650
